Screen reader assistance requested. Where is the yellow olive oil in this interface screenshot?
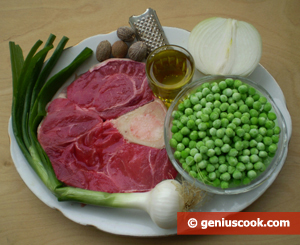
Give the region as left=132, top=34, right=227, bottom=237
left=146, top=47, right=194, bottom=107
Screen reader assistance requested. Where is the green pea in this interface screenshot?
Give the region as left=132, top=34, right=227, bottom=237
left=234, top=79, right=243, bottom=88
left=208, top=172, right=217, bottom=181
left=269, top=144, right=278, bottom=153
left=194, top=153, right=202, bottom=163
left=222, top=135, right=231, bottom=144
left=193, top=104, right=202, bottom=112
left=213, top=119, right=222, bottom=129
left=195, top=91, right=203, bottom=99
left=259, top=151, right=268, bottom=158
left=250, top=154, right=259, bottom=163
left=220, top=181, right=229, bottom=189
left=228, top=148, right=239, bottom=157
left=186, top=156, right=195, bottom=166
left=206, top=163, right=215, bottom=173
left=189, top=131, right=198, bottom=141
left=220, top=172, right=231, bottom=181
left=176, top=121, right=184, bottom=130
left=204, top=94, right=213, bottom=103
left=266, top=129, right=274, bottom=137
left=263, top=136, right=273, bottom=146
left=198, top=160, right=208, bottom=169
left=243, top=133, right=251, bottom=141
left=247, top=170, right=257, bottom=179
left=189, top=170, right=197, bottom=178
left=255, top=134, right=263, bottom=142
left=185, top=108, right=193, bottom=116
left=190, top=95, right=200, bottom=105
left=273, top=126, right=281, bottom=135
left=249, top=109, right=259, bottom=117
left=182, top=137, right=190, bottom=146
left=198, top=131, right=206, bottom=139
left=228, top=156, right=238, bottom=166
left=225, top=78, right=234, bottom=87
left=207, top=149, right=215, bottom=157
left=174, top=151, right=181, bottom=159
left=173, top=132, right=183, bottom=142
left=254, top=161, right=264, bottom=171
left=180, top=127, right=190, bottom=136
left=243, top=177, right=251, bottom=185
left=214, top=147, right=222, bottom=156
left=272, top=135, right=279, bottom=143
left=213, top=178, right=221, bottom=187
left=227, top=113, right=235, bottom=122
left=233, top=111, right=242, bottom=119
left=239, top=104, right=249, bottom=113
left=183, top=99, right=192, bottom=108
left=200, top=113, right=210, bottom=122
left=223, top=88, right=233, bottom=97
left=263, top=102, right=272, bottom=112
left=245, top=97, right=254, bottom=107
left=259, top=96, right=267, bottom=104
left=236, top=162, right=246, bottom=172
left=233, top=170, right=242, bottom=179
left=258, top=117, right=266, bottom=126
left=178, top=103, right=185, bottom=111
left=169, top=138, right=178, bottom=148
left=219, top=81, right=227, bottom=90
left=220, top=102, right=229, bottom=111
left=250, top=148, right=258, bottom=155
left=181, top=150, right=189, bottom=159
left=214, top=93, right=221, bottom=101
left=209, top=156, right=219, bottom=165
left=241, top=115, right=250, bottom=124
left=253, top=101, right=262, bottom=111
left=177, top=143, right=185, bottom=151
left=225, top=127, right=235, bottom=138
left=180, top=115, right=189, bottom=125
left=238, top=84, right=248, bottom=94
left=257, top=142, right=265, bottom=151
left=236, top=128, right=245, bottom=138
left=221, top=118, right=229, bottom=128
left=246, top=162, right=254, bottom=171
left=265, top=120, right=275, bottom=129
left=240, top=155, right=250, bottom=164
left=171, top=125, right=178, bottom=133
left=218, top=164, right=228, bottom=173
left=252, top=94, right=260, bottom=101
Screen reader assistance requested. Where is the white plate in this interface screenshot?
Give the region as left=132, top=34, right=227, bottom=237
left=9, top=27, right=292, bottom=237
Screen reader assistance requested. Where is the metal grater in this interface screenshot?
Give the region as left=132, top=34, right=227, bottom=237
left=129, top=8, right=169, bottom=53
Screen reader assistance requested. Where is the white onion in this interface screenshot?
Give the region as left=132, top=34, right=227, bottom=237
left=188, top=17, right=262, bottom=77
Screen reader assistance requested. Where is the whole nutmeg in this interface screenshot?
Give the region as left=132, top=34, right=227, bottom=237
left=128, top=41, right=148, bottom=62
left=96, top=40, right=111, bottom=62
left=112, top=40, right=128, bottom=58
left=117, top=26, right=135, bottom=42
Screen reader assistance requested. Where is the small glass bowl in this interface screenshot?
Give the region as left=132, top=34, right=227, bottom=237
left=164, top=75, right=289, bottom=195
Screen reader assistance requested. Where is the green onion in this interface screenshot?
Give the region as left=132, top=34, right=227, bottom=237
left=10, top=34, right=93, bottom=192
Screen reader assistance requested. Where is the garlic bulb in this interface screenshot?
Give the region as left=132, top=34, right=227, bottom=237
left=188, top=17, right=262, bottom=76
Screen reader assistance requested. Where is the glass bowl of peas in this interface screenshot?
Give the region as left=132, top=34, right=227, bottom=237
left=164, top=75, right=289, bottom=195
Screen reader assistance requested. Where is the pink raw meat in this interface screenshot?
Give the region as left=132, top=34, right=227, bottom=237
left=67, top=58, right=155, bottom=120
left=38, top=59, right=177, bottom=193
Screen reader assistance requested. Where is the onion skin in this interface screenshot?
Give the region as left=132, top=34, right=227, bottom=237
left=188, top=17, right=262, bottom=77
